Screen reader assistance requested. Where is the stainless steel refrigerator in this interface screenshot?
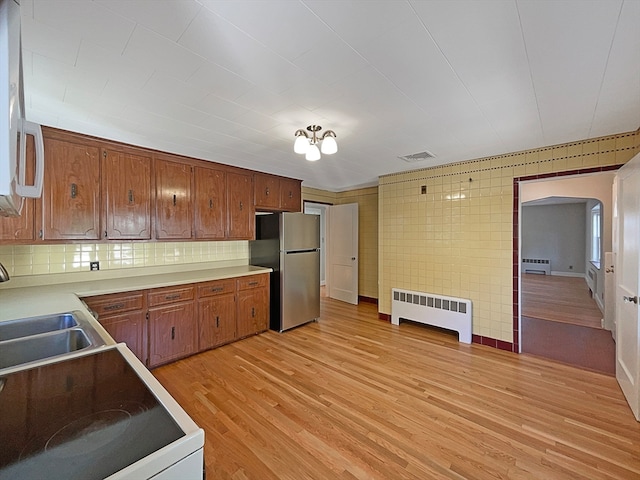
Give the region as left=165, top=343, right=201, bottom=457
left=250, top=212, right=320, bottom=332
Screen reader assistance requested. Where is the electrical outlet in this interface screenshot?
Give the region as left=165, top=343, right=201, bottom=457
left=90, top=261, right=100, bottom=271
left=569, top=265, right=573, bottom=270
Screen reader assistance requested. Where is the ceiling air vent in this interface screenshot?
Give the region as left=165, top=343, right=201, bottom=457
left=398, top=150, right=436, bottom=163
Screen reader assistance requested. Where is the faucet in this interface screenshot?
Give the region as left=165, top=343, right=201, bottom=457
left=0, top=262, right=9, bottom=282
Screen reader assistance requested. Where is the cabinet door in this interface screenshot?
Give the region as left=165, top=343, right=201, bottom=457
left=280, top=178, right=302, bottom=212
left=236, top=287, right=268, bottom=338
left=41, top=137, right=101, bottom=240
left=227, top=171, right=254, bottom=240
left=99, top=311, right=147, bottom=364
left=0, top=134, right=35, bottom=241
left=194, top=166, right=226, bottom=239
left=198, top=294, right=236, bottom=350
left=148, top=302, right=197, bottom=368
left=155, top=159, right=192, bottom=239
left=254, top=173, right=280, bottom=210
left=103, top=150, right=151, bottom=240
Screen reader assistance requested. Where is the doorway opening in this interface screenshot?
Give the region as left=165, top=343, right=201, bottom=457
left=514, top=166, right=622, bottom=374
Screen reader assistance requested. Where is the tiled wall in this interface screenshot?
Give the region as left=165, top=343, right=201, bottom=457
left=0, top=241, right=249, bottom=277
left=379, top=129, right=640, bottom=344
left=303, top=185, right=379, bottom=299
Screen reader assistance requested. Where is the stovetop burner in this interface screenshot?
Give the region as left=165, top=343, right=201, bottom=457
left=0, top=349, right=185, bottom=480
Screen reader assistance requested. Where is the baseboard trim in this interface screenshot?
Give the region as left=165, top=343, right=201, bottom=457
left=359, top=295, right=378, bottom=305
left=378, top=312, right=390, bottom=322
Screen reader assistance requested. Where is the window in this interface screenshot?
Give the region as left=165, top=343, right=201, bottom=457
left=591, top=204, right=601, bottom=265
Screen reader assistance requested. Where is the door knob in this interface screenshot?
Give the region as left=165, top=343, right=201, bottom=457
left=623, top=295, right=638, bottom=304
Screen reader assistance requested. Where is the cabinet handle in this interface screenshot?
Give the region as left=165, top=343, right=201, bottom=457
left=248, top=281, right=258, bottom=286
left=173, top=194, right=177, bottom=206
left=265, top=187, right=270, bottom=196
left=171, top=326, right=175, bottom=340
left=239, top=201, right=243, bottom=211
left=251, top=307, right=255, bottom=318
left=216, top=316, right=219, bottom=328
left=209, top=199, right=213, bottom=209
left=165, top=293, right=181, bottom=300
left=104, top=303, right=125, bottom=311
left=39, top=229, right=43, bottom=239
left=289, top=191, right=293, bottom=199
left=70, top=183, right=77, bottom=199
left=211, top=287, right=223, bottom=292
left=128, top=189, right=134, bottom=204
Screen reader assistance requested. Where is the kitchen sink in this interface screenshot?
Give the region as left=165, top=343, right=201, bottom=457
left=0, top=311, right=108, bottom=372
left=0, top=313, right=79, bottom=341
left=0, top=329, right=93, bottom=370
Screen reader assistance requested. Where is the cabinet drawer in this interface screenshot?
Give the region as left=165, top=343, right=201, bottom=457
left=237, top=274, right=268, bottom=291
left=148, top=285, right=195, bottom=307
left=83, top=292, right=144, bottom=316
left=197, top=279, right=235, bottom=298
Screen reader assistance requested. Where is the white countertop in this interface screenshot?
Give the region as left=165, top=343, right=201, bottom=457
left=0, top=264, right=271, bottom=322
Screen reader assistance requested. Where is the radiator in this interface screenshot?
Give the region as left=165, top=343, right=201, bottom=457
left=521, top=258, right=551, bottom=275
left=391, top=288, right=472, bottom=344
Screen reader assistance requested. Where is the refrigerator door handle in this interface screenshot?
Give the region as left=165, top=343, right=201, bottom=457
left=285, top=248, right=319, bottom=254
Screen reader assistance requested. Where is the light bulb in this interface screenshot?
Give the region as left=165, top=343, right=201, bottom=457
left=305, top=144, right=321, bottom=161
left=320, top=135, right=337, bottom=154
left=294, top=135, right=309, bottom=154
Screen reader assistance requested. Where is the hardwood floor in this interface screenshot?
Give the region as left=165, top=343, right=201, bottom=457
left=521, top=273, right=602, bottom=328
left=153, top=298, right=640, bottom=480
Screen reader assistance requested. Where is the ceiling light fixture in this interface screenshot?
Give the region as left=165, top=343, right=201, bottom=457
left=293, top=125, right=337, bottom=161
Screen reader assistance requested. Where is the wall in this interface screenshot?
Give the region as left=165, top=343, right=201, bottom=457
left=303, top=185, right=379, bottom=300
left=379, top=129, right=639, bottom=345
left=521, top=203, right=586, bottom=274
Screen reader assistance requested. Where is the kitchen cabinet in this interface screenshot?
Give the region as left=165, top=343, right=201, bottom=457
left=227, top=171, right=254, bottom=239
left=40, top=136, right=101, bottom=240
left=198, top=279, right=236, bottom=350
left=280, top=177, right=302, bottom=212
left=236, top=274, right=269, bottom=338
left=155, top=158, right=193, bottom=240
left=0, top=134, right=36, bottom=242
left=82, top=291, right=147, bottom=364
left=102, top=150, right=152, bottom=240
left=194, top=166, right=226, bottom=239
left=148, top=285, right=197, bottom=367
left=254, top=173, right=280, bottom=210
left=254, top=173, right=301, bottom=212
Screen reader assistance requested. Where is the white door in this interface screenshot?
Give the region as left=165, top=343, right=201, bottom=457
left=327, top=203, right=358, bottom=304
left=615, top=152, right=640, bottom=421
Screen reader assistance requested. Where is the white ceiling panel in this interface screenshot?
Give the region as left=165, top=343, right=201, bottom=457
left=19, top=0, right=640, bottom=191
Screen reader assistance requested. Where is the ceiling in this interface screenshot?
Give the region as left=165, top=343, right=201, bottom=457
left=19, top=0, right=640, bottom=191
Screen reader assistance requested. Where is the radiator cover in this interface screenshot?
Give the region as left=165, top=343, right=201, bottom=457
left=391, top=288, right=472, bottom=344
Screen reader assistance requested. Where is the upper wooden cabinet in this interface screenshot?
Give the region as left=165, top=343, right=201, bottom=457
left=227, top=171, right=254, bottom=240
left=102, top=150, right=152, bottom=240
left=194, top=166, right=226, bottom=240
left=40, top=136, right=101, bottom=240
left=155, top=158, right=193, bottom=240
left=254, top=173, right=301, bottom=212
left=280, top=177, right=302, bottom=212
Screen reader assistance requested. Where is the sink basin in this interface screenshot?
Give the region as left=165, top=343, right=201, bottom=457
left=0, top=329, right=92, bottom=370
left=0, top=313, right=79, bottom=341
left=0, top=311, right=109, bottom=372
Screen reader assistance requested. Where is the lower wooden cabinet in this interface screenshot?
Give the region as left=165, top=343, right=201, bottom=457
left=82, top=292, right=147, bottom=364
left=83, top=273, right=269, bottom=369
left=148, top=301, right=197, bottom=368
left=236, top=274, right=269, bottom=339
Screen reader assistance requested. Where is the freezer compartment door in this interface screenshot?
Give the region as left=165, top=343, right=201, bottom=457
left=281, top=250, right=320, bottom=331
left=281, top=213, right=320, bottom=251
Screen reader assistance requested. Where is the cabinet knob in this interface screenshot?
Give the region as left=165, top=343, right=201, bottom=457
left=265, top=187, right=270, bottom=196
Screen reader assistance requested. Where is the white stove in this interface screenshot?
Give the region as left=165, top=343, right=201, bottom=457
left=0, top=344, right=204, bottom=479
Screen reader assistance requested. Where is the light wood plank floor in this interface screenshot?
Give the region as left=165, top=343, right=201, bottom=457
left=153, top=298, right=640, bottom=480
left=521, top=274, right=603, bottom=328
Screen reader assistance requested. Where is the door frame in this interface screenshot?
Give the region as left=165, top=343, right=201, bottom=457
left=513, top=165, right=623, bottom=353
